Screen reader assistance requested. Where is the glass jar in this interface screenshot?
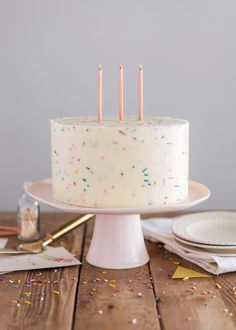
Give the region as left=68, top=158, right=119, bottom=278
left=17, top=191, right=40, bottom=241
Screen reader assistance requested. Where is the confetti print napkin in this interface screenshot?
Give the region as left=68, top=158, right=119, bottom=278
left=142, top=217, right=236, bottom=275
left=0, top=246, right=81, bottom=273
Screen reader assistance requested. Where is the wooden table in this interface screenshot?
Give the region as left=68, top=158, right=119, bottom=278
left=0, top=212, right=236, bottom=330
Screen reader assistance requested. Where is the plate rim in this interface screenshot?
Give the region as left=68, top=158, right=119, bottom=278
left=173, top=211, right=236, bottom=246
left=26, top=178, right=210, bottom=215
left=174, top=232, right=236, bottom=249
left=174, top=238, right=236, bottom=256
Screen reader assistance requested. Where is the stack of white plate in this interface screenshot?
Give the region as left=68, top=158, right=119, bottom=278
left=172, top=211, right=236, bottom=256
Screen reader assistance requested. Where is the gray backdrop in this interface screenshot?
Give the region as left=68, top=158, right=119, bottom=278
left=0, top=0, right=235, bottom=210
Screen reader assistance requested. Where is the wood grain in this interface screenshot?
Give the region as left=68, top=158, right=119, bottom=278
left=148, top=241, right=235, bottom=330
left=212, top=273, right=236, bottom=328
left=1, top=212, right=236, bottom=330
left=73, top=219, right=161, bottom=330
left=0, top=212, right=85, bottom=330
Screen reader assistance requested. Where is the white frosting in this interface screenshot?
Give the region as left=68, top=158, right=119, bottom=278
left=51, top=116, right=189, bottom=207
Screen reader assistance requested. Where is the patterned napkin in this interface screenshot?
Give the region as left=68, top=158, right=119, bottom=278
left=142, top=218, right=236, bottom=275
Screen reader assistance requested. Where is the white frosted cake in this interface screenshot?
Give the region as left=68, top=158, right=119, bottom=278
left=51, top=116, right=189, bottom=208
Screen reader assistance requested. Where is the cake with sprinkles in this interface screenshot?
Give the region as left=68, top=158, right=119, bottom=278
left=51, top=116, right=189, bottom=208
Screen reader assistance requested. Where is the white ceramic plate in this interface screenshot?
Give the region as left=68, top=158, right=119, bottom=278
left=26, top=179, right=210, bottom=215
left=173, top=211, right=236, bottom=246
left=174, top=234, right=236, bottom=251
left=174, top=238, right=236, bottom=256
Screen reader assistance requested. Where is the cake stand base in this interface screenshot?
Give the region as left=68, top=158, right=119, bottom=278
left=86, top=214, right=149, bottom=269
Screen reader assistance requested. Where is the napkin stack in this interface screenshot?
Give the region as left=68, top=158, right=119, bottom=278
left=142, top=217, right=236, bottom=275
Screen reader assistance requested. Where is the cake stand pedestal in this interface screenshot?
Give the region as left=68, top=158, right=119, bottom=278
left=86, top=214, right=149, bottom=269
left=26, top=179, right=210, bottom=269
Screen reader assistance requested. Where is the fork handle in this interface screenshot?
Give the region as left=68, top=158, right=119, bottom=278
left=42, top=214, right=94, bottom=247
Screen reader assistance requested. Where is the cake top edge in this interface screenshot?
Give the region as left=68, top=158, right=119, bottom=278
left=51, top=116, right=189, bottom=127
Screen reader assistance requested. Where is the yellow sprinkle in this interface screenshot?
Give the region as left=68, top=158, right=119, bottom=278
left=109, top=284, right=116, bottom=288
left=229, top=313, right=234, bottom=317
left=91, top=288, right=96, bottom=292
left=24, top=292, right=31, bottom=295
left=53, top=290, right=60, bottom=295
left=17, top=280, right=21, bottom=284
left=110, top=280, right=116, bottom=283
left=24, top=301, right=31, bottom=305
left=102, top=271, right=107, bottom=274
left=173, top=262, right=180, bottom=265
left=11, top=300, right=18, bottom=304
left=215, top=283, right=221, bottom=289
left=96, top=278, right=101, bottom=282
left=82, top=281, right=88, bottom=284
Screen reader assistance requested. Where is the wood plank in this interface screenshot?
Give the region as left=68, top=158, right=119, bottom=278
left=212, top=273, right=236, bottom=328
left=148, top=241, right=235, bottom=330
left=73, top=219, right=161, bottom=330
left=0, top=212, right=85, bottom=330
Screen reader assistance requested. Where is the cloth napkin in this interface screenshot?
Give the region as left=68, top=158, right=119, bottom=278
left=141, top=217, right=236, bottom=275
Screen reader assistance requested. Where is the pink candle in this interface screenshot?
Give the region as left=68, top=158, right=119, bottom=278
left=138, top=65, right=143, bottom=121
left=119, top=64, right=124, bottom=121
left=98, top=64, right=102, bottom=121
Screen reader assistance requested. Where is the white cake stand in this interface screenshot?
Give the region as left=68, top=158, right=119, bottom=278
left=26, top=179, right=210, bottom=269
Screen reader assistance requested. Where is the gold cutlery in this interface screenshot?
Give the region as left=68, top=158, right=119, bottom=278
left=0, top=214, right=94, bottom=255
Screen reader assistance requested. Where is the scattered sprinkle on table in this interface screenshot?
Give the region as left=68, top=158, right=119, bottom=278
left=53, top=290, right=60, bottom=295
left=24, top=301, right=31, bottom=305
